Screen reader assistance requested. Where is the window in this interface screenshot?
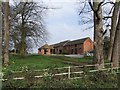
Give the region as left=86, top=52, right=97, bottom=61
left=71, top=49, right=74, bottom=54
left=75, top=44, right=77, bottom=47
left=75, top=48, right=77, bottom=54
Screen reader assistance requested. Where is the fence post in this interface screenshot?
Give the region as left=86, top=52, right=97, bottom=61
left=68, top=66, right=70, bottom=79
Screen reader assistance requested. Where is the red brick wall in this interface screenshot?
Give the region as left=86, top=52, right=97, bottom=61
left=83, top=38, right=93, bottom=53
left=39, top=38, right=93, bottom=55
left=46, top=49, right=51, bottom=55
left=65, top=44, right=83, bottom=54
left=76, top=44, right=83, bottom=54
left=38, top=49, right=44, bottom=55
left=38, top=49, right=51, bottom=55
left=61, top=44, right=83, bottom=54
left=54, top=46, right=63, bottom=54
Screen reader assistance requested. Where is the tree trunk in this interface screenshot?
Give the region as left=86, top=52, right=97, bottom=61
left=3, top=1, right=10, bottom=66
left=0, top=1, right=2, bottom=66
left=111, top=7, right=120, bottom=68
left=20, top=30, right=26, bottom=56
left=93, top=0, right=104, bottom=69
left=108, top=1, right=120, bottom=61
left=20, top=12, right=26, bottom=56
left=0, top=3, right=2, bottom=89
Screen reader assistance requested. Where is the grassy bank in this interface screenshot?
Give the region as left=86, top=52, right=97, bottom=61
left=2, top=54, right=93, bottom=72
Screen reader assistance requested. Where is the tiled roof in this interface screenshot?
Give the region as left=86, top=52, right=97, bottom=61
left=52, top=40, right=70, bottom=47
left=66, top=37, right=89, bottom=45
left=51, top=37, right=90, bottom=47
left=38, top=44, right=53, bottom=49
left=38, top=37, right=90, bottom=49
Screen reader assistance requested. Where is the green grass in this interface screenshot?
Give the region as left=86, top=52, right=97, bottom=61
left=2, top=55, right=119, bottom=88
left=50, top=55, right=93, bottom=63
left=2, top=54, right=93, bottom=72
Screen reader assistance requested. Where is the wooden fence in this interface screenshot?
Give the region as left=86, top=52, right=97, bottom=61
left=1, top=63, right=120, bottom=81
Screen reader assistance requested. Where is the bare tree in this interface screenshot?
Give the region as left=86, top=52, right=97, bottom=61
left=88, top=0, right=105, bottom=69
left=108, top=0, right=120, bottom=61
left=111, top=5, right=120, bottom=67
left=0, top=2, right=3, bottom=87
left=0, top=1, right=2, bottom=66
left=78, top=0, right=120, bottom=68
left=10, top=2, right=48, bottom=55
left=78, top=0, right=114, bottom=31
left=3, top=1, right=10, bottom=66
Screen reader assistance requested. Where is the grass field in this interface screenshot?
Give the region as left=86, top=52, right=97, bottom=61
left=2, top=54, right=119, bottom=88
left=2, top=54, right=93, bottom=72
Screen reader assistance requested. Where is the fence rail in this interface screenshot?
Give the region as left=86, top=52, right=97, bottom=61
left=9, top=63, right=113, bottom=73
left=1, top=63, right=120, bottom=81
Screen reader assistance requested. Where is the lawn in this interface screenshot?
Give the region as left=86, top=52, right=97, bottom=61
left=2, top=54, right=119, bottom=88
left=2, top=54, right=93, bottom=72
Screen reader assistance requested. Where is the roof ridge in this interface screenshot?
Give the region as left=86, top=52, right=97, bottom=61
left=49, top=37, right=91, bottom=47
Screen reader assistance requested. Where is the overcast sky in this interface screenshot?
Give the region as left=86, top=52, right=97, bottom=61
left=43, top=0, right=94, bottom=45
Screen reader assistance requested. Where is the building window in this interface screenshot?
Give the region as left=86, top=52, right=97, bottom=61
left=75, top=44, right=77, bottom=47
left=44, top=49, right=48, bottom=54
left=71, top=49, right=74, bottom=54
left=59, top=50, right=62, bottom=54
left=75, top=48, right=77, bottom=54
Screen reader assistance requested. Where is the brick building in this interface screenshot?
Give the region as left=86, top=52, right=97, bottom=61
left=38, top=44, right=53, bottom=55
left=38, top=37, right=93, bottom=55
